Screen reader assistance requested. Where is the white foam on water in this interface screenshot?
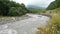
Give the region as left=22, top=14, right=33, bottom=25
left=0, top=14, right=50, bottom=34
left=0, top=29, right=17, bottom=34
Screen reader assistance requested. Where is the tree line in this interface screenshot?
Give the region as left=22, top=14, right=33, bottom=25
left=0, top=0, right=28, bottom=16
left=47, top=0, right=60, bottom=10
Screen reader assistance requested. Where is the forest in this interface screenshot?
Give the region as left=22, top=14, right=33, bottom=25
left=0, top=0, right=28, bottom=16
left=47, top=0, right=60, bottom=10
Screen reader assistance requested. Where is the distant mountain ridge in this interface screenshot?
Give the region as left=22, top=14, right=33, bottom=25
left=26, top=5, right=46, bottom=10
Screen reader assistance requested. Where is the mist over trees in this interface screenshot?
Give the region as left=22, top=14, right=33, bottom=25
left=0, top=0, right=28, bottom=16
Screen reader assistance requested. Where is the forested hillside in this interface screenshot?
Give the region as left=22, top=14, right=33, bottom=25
left=0, top=0, right=28, bottom=16
left=47, top=0, right=60, bottom=10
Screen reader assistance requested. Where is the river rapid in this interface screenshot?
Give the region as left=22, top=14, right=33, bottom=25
left=0, top=14, right=50, bottom=34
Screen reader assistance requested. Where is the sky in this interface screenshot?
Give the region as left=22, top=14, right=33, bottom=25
left=13, top=0, right=55, bottom=8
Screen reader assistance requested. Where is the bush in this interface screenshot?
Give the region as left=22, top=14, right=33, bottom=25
left=8, top=7, right=18, bottom=16
left=8, top=7, right=27, bottom=16
left=0, top=0, right=28, bottom=16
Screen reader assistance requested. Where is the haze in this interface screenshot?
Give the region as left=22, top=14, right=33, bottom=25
left=13, top=0, right=55, bottom=8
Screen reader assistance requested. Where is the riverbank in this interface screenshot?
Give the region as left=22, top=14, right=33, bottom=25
left=0, top=15, right=31, bottom=25
left=0, top=13, right=51, bottom=25
left=37, top=8, right=60, bottom=34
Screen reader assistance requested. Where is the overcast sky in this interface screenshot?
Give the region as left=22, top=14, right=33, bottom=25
left=13, top=0, right=55, bottom=8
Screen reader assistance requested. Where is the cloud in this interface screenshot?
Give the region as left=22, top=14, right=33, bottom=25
left=13, top=0, right=55, bottom=8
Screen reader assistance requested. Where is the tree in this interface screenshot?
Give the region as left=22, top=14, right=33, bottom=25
left=55, top=0, right=60, bottom=7
left=8, top=1, right=21, bottom=7
left=47, top=1, right=57, bottom=10
left=0, top=0, right=10, bottom=15
left=20, top=3, right=25, bottom=8
left=0, top=0, right=28, bottom=16
left=47, top=0, right=60, bottom=10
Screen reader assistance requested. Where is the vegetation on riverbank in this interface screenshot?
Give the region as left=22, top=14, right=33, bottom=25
left=0, top=0, right=28, bottom=16
left=37, top=0, right=60, bottom=34
left=28, top=8, right=46, bottom=14
left=0, top=0, right=60, bottom=34
left=0, top=0, right=46, bottom=16
left=37, top=7, right=60, bottom=34
left=0, top=15, right=31, bottom=25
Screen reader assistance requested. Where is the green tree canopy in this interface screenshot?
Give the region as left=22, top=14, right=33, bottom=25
left=0, top=0, right=28, bottom=16
left=55, top=0, right=60, bottom=7
left=0, top=0, right=10, bottom=15
left=47, top=0, right=60, bottom=10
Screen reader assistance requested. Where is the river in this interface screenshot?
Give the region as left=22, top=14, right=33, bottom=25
left=0, top=14, right=50, bottom=34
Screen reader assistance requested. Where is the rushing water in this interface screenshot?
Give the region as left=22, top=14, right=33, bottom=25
left=0, top=14, right=50, bottom=34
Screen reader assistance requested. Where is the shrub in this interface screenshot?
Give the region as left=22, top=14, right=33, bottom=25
left=8, top=7, right=19, bottom=16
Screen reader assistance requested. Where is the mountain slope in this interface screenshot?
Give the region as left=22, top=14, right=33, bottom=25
left=47, top=1, right=57, bottom=10
left=27, top=5, right=46, bottom=10
left=47, top=0, right=60, bottom=10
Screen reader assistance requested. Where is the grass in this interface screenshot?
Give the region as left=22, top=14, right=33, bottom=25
left=37, top=8, right=60, bottom=34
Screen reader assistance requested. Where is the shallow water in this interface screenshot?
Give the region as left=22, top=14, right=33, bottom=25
left=0, top=14, right=50, bottom=34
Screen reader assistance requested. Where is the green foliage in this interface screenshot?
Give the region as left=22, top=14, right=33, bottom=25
left=28, top=8, right=43, bottom=14
left=47, top=1, right=57, bottom=10
left=0, top=0, right=10, bottom=15
left=8, top=7, right=18, bottom=16
left=55, top=0, right=60, bottom=7
left=47, top=0, right=60, bottom=10
left=37, top=15, right=60, bottom=34
left=8, top=7, right=27, bottom=16
left=0, top=0, right=28, bottom=16
left=8, top=1, right=21, bottom=7
left=37, top=8, right=60, bottom=34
